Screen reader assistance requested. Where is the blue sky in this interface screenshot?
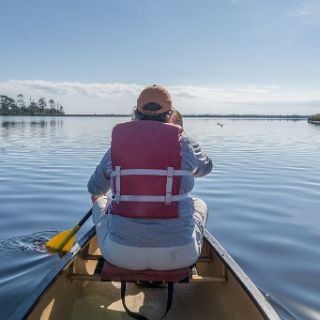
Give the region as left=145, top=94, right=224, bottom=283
left=0, top=0, right=319, bottom=114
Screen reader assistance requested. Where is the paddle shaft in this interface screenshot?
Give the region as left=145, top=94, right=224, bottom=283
left=56, top=208, right=93, bottom=251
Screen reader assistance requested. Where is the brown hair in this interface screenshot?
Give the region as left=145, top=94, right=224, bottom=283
left=132, top=105, right=171, bottom=123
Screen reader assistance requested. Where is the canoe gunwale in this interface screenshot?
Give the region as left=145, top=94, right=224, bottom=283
left=9, top=227, right=96, bottom=320
left=10, top=227, right=279, bottom=320
left=203, top=230, right=280, bottom=320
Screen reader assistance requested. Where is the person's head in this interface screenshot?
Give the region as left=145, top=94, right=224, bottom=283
left=132, top=84, right=173, bottom=122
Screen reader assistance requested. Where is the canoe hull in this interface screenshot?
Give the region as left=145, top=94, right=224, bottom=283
left=11, top=227, right=279, bottom=320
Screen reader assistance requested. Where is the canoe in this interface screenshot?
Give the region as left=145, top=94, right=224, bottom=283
left=11, top=227, right=280, bottom=320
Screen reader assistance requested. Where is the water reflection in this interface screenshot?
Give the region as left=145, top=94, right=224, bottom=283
left=1, top=117, right=320, bottom=320
left=1, top=119, right=63, bottom=128
left=0, top=117, right=64, bottom=142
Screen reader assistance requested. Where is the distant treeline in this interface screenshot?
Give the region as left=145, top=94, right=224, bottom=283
left=308, top=114, right=320, bottom=122
left=0, top=94, right=64, bottom=116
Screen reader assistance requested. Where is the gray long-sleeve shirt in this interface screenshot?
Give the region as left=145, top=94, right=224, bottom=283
left=87, top=131, right=212, bottom=247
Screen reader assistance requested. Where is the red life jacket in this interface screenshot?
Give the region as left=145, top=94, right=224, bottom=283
left=110, top=120, right=191, bottom=219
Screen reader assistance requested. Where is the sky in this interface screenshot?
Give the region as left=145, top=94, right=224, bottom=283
left=0, top=0, right=319, bottom=114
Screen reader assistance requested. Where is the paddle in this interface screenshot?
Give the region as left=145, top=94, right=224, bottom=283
left=46, top=208, right=93, bottom=253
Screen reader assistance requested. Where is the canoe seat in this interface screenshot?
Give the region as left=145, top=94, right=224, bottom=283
left=100, top=260, right=191, bottom=282
left=98, top=260, right=191, bottom=320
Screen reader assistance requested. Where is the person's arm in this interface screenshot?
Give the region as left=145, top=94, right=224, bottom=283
left=182, top=133, right=213, bottom=177
left=172, top=110, right=212, bottom=176
left=87, top=148, right=112, bottom=202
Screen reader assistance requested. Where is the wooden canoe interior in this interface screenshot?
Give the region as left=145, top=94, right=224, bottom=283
left=27, top=236, right=267, bottom=320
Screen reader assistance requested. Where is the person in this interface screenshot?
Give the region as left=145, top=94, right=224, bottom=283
left=87, top=84, right=212, bottom=271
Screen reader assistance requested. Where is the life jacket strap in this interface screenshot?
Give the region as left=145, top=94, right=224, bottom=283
left=111, top=166, right=190, bottom=204
left=111, top=168, right=192, bottom=177
left=113, top=194, right=189, bottom=202
left=115, top=166, right=121, bottom=203
left=165, top=167, right=174, bottom=204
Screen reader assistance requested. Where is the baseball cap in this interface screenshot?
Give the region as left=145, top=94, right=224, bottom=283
left=137, top=84, right=172, bottom=116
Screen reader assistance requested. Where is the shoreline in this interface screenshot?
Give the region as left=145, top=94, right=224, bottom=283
left=0, top=114, right=309, bottom=119
left=308, top=120, right=320, bottom=125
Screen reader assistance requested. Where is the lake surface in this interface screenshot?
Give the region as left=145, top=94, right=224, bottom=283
left=0, top=116, right=320, bottom=320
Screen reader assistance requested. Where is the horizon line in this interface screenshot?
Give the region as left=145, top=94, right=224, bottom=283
left=1, top=113, right=313, bottom=118
left=37, top=113, right=311, bottom=119
left=64, top=113, right=310, bottom=117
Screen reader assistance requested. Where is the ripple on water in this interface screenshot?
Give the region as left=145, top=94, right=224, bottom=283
left=0, top=231, right=59, bottom=255
left=1, top=117, right=320, bottom=320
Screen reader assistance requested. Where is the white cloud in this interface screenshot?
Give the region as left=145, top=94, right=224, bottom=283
left=0, top=80, right=143, bottom=98
left=0, top=80, right=319, bottom=114
left=289, top=1, right=320, bottom=25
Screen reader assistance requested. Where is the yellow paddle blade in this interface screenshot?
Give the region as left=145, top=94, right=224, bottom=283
left=46, top=230, right=76, bottom=252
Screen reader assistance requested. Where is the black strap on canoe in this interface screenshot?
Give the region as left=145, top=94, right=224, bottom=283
left=120, top=281, right=174, bottom=320
left=164, top=282, right=174, bottom=319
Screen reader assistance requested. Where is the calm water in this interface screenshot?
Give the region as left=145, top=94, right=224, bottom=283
left=0, top=116, right=320, bottom=320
